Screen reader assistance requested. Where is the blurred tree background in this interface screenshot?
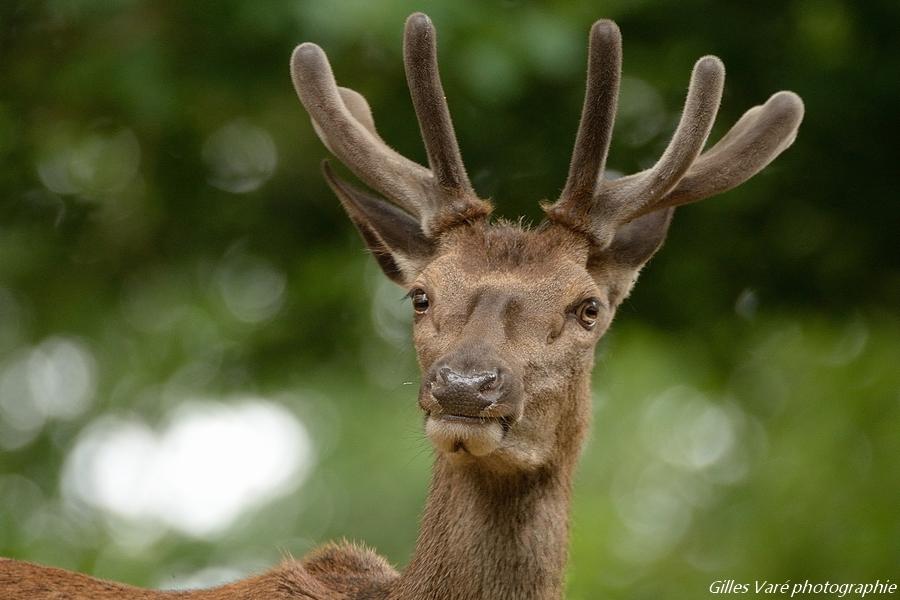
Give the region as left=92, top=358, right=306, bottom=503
left=0, top=0, right=898, bottom=597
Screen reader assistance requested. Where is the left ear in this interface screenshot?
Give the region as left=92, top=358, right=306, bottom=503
left=321, top=161, right=435, bottom=285
left=587, top=207, right=674, bottom=304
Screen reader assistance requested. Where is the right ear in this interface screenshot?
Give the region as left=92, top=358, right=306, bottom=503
left=321, top=161, right=435, bottom=285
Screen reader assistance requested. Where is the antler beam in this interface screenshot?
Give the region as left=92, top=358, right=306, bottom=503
left=547, top=21, right=804, bottom=247
left=290, top=13, right=490, bottom=236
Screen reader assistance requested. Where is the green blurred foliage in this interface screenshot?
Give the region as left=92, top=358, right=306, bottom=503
left=0, top=0, right=897, bottom=597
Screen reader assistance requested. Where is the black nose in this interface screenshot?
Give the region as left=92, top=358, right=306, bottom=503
left=429, top=364, right=505, bottom=416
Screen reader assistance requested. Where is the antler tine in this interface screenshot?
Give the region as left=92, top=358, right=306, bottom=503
left=655, top=90, right=805, bottom=209
left=310, top=87, right=384, bottom=154
left=403, top=13, right=473, bottom=195
left=546, top=49, right=726, bottom=247
left=559, top=19, right=622, bottom=206
left=291, top=43, right=431, bottom=217
left=596, top=56, right=725, bottom=222
left=336, top=87, right=382, bottom=141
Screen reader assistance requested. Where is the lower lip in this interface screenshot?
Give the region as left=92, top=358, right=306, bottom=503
left=432, top=413, right=512, bottom=435
left=438, top=414, right=487, bottom=424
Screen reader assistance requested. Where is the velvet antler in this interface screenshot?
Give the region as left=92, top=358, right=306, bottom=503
left=546, top=21, right=804, bottom=247
left=291, top=13, right=490, bottom=237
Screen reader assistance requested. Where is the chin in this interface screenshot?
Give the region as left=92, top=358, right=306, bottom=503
left=424, top=415, right=551, bottom=473
left=425, top=416, right=505, bottom=457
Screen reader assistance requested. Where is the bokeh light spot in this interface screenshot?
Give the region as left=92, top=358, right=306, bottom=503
left=215, top=252, right=286, bottom=324
left=37, top=126, right=140, bottom=198
left=203, top=120, right=278, bottom=194
left=62, top=399, right=313, bottom=538
left=0, top=337, right=96, bottom=450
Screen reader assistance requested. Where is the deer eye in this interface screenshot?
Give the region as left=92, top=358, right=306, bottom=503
left=411, top=289, right=430, bottom=314
left=575, top=298, right=601, bottom=329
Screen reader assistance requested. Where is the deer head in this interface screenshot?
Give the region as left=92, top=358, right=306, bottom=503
left=290, top=14, right=803, bottom=474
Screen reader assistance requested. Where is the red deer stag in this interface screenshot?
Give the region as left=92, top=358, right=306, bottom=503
left=1, top=12, right=803, bottom=600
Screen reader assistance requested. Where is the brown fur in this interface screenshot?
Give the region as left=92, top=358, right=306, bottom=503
left=1, top=544, right=396, bottom=599
left=1, top=11, right=802, bottom=600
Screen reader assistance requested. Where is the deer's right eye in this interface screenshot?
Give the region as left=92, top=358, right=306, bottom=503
left=411, top=289, right=430, bottom=314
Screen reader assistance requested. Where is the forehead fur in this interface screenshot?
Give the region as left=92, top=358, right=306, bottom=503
left=438, top=220, right=590, bottom=272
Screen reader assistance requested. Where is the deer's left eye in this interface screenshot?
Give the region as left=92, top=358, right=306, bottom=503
left=574, top=298, right=601, bottom=329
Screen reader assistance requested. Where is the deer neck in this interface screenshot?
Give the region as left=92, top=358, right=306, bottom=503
left=392, top=376, right=592, bottom=600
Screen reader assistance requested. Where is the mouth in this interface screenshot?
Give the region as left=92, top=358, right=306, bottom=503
left=436, top=413, right=513, bottom=431
left=424, top=412, right=510, bottom=457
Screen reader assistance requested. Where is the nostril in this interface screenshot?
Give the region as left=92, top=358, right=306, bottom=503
left=478, top=371, right=499, bottom=392
left=438, top=367, right=451, bottom=384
